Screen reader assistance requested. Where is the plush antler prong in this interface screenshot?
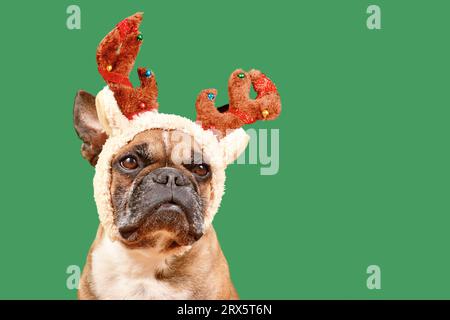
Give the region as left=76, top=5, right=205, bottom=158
left=137, top=67, right=158, bottom=96
left=248, top=69, right=281, bottom=120
left=195, top=69, right=281, bottom=135
left=112, top=15, right=142, bottom=76
left=96, top=13, right=158, bottom=119
left=195, top=89, right=242, bottom=134
left=195, top=88, right=218, bottom=115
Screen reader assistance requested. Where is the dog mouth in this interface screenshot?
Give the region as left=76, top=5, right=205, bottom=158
left=156, top=202, right=184, bottom=214
left=117, top=200, right=203, bottom=248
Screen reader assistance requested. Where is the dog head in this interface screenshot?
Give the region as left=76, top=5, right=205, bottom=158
left=73, top=88, right=249, bottom=252
left=72, top=13, right=280, bottom=252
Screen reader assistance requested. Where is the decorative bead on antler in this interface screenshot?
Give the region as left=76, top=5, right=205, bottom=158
left=96, top=12, right=158, bottom=119
left=195, top=69, right=281, bottom=135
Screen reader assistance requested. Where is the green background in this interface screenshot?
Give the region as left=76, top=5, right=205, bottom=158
left=0, top=0, right=448, bottom=299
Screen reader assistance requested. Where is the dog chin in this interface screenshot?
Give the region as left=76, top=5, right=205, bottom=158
left=117, top=203, right=203, bottom=251
left=119, top=232, right=194, bottom=254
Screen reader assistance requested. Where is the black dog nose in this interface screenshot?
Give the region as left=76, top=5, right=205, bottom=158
left=153, top=167, right=188, bottom=186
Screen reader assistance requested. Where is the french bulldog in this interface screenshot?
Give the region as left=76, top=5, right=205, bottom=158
left=73, top=91, right=239, bottom=299
left=72, top=12, right=280, bottom=300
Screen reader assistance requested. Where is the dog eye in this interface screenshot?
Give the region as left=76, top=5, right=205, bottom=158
left=189, top=164, right=210, bottom=177
left=120, top=156, right=139, bottom=170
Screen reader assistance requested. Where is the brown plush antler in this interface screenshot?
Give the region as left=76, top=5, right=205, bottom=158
left=195, top=69, right=281, bottom=135
left=96, top=13, right=158, bottom=119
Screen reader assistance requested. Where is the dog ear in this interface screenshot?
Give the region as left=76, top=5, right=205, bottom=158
left=73, top=90, right=108, bottom=166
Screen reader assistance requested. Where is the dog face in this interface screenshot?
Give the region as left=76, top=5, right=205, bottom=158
left=110, top=129, right=212, bottom=250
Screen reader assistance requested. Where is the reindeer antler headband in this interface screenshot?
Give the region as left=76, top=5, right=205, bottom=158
left=95, top=12, right=281, bottom=137
left=87, top=12, right=282, bottom=239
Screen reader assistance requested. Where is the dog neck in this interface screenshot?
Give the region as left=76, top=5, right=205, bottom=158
left=87, top=225, right=230, bottom=299
left=98, top=231, right=195, bottom=274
